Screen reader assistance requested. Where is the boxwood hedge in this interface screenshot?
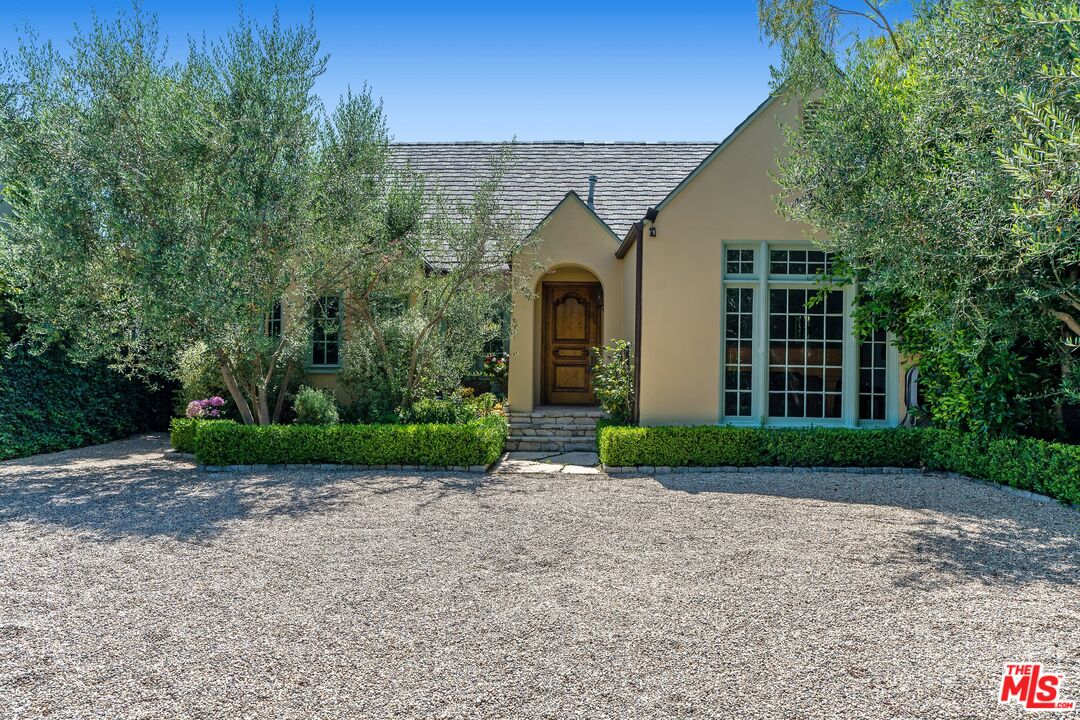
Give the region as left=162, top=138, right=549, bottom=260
left=179, top=415, right=507, bottom=468
left=597, top=424, right=923, bottom=469
left=597, top=424, right=1080, bottom=505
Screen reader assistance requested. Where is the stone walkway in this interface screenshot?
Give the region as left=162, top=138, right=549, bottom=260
left=494, top=450, right=600, bottom=474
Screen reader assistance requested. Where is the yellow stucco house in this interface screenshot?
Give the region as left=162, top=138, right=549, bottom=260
left=390, top=93, right=902, bottom=450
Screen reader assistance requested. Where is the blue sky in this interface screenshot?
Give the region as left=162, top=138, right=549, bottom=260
left=0, top=1, right=891, bottom=141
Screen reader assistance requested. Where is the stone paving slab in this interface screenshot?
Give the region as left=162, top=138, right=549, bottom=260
left=498, top=450, right=600, bottom=475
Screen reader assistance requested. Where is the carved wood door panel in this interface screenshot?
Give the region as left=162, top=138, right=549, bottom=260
left=542, top=283, right=601, bottom=405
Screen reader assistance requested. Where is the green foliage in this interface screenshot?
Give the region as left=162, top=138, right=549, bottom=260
left=598, top=424, right=1080, bottom=505
left=591, top=340, right=634, bottom=424
left=191, top=416, right=507, bottom=467
left=597, top=424, right=922, bottom=469
left=175, top=343, right=229, bottom=415
left=0, top=346, right=171, bottom=460
left=762, top=0, right=1080, bottom=435
left=398, top=391, right=499, bottom=424
left=169, top=418, right=234, bottom=454
left=292, top=386, right=340, bottom=425
left=334, top=148, right=531, bottom=415
left=921, top=429, right=1080, bottom=505
left=597, top=423, right=773, bottom=467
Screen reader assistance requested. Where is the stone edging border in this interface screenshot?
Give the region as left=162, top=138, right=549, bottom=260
left=601, top=465, right=923, bottom=476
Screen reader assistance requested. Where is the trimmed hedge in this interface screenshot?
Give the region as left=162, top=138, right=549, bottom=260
left=185, top=415, right=507, bottom=467
left=921, top=429, right=1080, bottom=506
left=597, top=424, right=923, bottom=469
left=597, top=424, right=1080, bottom=505
left=169, top=418, right=235, bottom=454
left=0, top=347, right=173, bottom=460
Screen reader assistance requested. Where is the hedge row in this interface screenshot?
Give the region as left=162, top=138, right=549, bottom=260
left=597, top=424, right=1080, bottom=505
left=171, top=416, right=508, bottom=468
left=597, top=424, right=924, bottom=469
left=1, top=347, right=173, bottom=461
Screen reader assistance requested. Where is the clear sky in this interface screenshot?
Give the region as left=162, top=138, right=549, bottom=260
left=0, top=1, right=877, bottom=142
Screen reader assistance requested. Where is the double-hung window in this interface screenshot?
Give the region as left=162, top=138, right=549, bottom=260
left=311, top=295, right=342, bottom=369
left=721, top=242, right=896, bottom=425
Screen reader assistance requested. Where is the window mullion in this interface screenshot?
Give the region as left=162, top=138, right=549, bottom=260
left=753, top=240, right=768, bottom=422
left=842, top=285, right=858, bottom=426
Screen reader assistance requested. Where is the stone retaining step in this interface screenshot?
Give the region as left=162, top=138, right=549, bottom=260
left=506, top=437, right=597, bottom=452
left=504, top=406, right=605, bottom=453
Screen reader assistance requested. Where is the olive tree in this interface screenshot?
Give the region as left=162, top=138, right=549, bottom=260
left=759, top=0, right=1080, bottom=435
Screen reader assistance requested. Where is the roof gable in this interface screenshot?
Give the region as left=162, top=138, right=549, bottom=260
left=654, top=95, right=781, bottom=213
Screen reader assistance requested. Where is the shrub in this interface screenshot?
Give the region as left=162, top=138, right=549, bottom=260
left=591, top=340, right=633, bottom=424
left=191, top=415, right=507, bottom=467
left=921, top=429, right=1080, bottom=506
left=597, top=424, right=1080, bottom=505
left=185, top=396, right=226, bottom=419
left=0, top=346, right=172, bottom=460
left=175, top=342, right=227, bottom=415
left=597, top=423, right=772, bottom=468
left=398, top=390, right=499, bottom=425
left=293, top=386, right=339, bottom=425
left=170, top=418, right=199, bottom=453
left=169, top=418, right=234, bottom=453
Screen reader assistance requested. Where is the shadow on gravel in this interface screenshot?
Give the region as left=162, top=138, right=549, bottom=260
left=653, top=472, right=1080, bottom=589
left=0, top=435, right=515, bottom=542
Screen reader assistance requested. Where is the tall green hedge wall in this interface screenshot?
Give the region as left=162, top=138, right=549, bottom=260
left=0, top=347, right=173, bottom=460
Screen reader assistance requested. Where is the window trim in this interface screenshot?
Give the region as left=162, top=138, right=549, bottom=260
left=719, top=241, right=899, bottom=427
left=308, top=292, right=344, bottom=372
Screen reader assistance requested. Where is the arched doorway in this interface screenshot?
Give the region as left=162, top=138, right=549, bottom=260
left=540, top=269, right=603, bottom=405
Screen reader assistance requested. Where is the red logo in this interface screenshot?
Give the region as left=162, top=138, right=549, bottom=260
left=999, top=664, right=1075, bottom=712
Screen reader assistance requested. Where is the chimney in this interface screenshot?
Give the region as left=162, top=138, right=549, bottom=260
left=587, top=175, right=597, bottom=209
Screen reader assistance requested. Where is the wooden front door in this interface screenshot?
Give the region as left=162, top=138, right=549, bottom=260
left=542, top=283, right=601, bottom=405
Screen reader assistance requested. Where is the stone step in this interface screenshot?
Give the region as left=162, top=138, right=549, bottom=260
left=509, top=428, right=596, bottom=438
left=508, top=408, right=605, bottom=420
left=505, top=436, right=598, bottom=453
left=509, top=418, right=600, bottom=427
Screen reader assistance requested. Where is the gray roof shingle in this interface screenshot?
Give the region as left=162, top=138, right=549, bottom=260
left=389, top=142, right=718, bottom=240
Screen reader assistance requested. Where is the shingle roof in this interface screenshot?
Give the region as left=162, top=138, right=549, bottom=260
left=389, top=142, right=718, bottom=240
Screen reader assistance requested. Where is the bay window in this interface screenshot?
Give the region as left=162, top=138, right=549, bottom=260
left=721, top=242, right=897, bottom=426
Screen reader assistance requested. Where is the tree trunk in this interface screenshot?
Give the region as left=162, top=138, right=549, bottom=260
left=256, top=385, right=271, bottom=425
left=218, top=360, right=256, bottom=425
left=273, top=363, right=294, bottom=423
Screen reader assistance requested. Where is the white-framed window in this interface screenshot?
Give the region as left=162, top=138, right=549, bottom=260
left=310, top=294, right=342, bottom=369
left=720, top=241, right=898, bottom=426
left=266, top=300, right=283, bottom=338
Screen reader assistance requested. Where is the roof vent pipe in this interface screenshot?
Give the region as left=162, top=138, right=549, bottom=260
left=587, top=175, right=597, bottom=209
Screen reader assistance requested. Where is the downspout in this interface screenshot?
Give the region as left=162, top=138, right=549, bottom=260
left=633, top=221, right=644, bottom=425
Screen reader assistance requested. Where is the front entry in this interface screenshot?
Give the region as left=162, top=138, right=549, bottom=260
left=542, top=282, right=601, bottom=405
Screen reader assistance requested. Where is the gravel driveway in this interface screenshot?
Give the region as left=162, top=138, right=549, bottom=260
left=1, top=434, right=1078, bottom=719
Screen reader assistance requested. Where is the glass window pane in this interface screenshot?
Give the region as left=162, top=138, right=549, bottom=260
left=723, top=287, right=754, bottom=417
left=768, top=284, right=845, bottom=419
left=858, top=328, right=888, bottom=420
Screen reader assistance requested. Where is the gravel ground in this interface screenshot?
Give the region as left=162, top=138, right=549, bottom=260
left=1, top=434, right=1078, bottom=720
